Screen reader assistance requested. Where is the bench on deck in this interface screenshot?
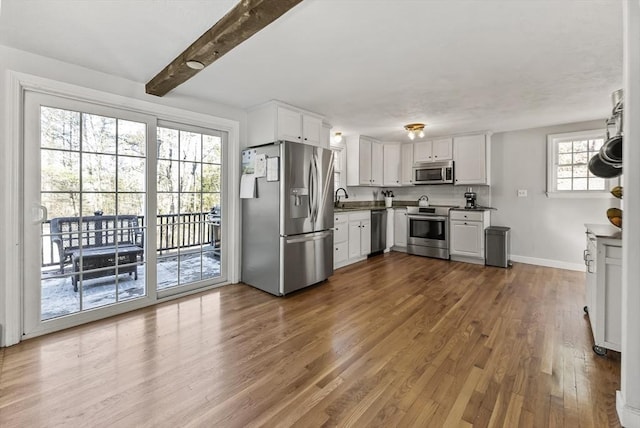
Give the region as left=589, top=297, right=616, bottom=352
left=50, top=215, right=144, bottom=292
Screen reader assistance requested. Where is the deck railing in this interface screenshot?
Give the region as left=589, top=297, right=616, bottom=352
left=41, top=212, right=219, bottom=267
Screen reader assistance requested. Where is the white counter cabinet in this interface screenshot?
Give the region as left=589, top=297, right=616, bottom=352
left=449, top=209, right=490, bottom=264
left=334, top=210, right=371, bottom=269
left=393, top=208, right=407, bottom=249
left=584, top=224, right=622, bottom=355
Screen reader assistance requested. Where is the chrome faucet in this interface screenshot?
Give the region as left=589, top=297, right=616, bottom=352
left=335, top=187, right=349, bottom=207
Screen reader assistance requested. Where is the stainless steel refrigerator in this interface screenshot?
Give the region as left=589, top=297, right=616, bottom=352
left=241, top=141, right=334, bottom=295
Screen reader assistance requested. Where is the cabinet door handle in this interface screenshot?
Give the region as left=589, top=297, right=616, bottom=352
left=587, top=259, right=595, bottom=274
left=583, top=249, right=588, bottom=261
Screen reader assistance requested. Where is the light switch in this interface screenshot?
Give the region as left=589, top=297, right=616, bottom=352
left=517, top=189, right=527, bottom=197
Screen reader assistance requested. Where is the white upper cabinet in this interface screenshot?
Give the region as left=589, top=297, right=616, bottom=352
left=413, top=138, right=453, bottom=163
left=453, top=133, right=490, bottom=185
left=413, top=140, right=432, bottom=162
left=346, top=135, right=383, bottom=186
left=248, top=101, right=326, bottom=148
left=401, top=143, right=414, bottom=185
left=383, top=144, right=401, bottom=186
left=432, top=137, right=453, bottom=161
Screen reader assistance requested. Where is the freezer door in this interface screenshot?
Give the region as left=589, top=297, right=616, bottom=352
left=281, top=230, right=334, bottom=294
left=282, top=142, right=334, bottom=236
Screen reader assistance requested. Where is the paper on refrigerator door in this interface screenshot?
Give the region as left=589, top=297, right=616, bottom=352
left=240, top=174, right=256, bottom=198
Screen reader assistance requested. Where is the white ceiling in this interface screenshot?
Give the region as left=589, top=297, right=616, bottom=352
left=0, top=0, right=623, bottom=141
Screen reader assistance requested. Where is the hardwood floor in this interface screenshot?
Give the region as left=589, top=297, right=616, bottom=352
left=0, top=252, right=621, bottom=427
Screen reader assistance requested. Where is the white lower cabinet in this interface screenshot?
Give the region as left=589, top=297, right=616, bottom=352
left=449, top=209, right=490, bottom=264
left=333, top=214, right=349, bottom=268
left=584, top=227, right=622, bottom=355
left=393, top=208, right=407, bottom=249
left=334, top=210, right=371, bottom=269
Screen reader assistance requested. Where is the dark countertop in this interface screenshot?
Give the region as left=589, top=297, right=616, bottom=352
left=334, top=206, right=388, bottom=213
left=450, top=206, right=496, bottom=212
left=585, top=223, right=622, bottom=240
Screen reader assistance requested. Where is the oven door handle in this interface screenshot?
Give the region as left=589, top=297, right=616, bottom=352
left=407, top=215, right=448, bottom=221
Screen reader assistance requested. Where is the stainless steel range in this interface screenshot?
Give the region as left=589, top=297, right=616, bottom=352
left=406, top=205, right=456, bottom=259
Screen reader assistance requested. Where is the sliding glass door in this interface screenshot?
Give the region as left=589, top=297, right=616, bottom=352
left=156, top=122, right=226, bottom=296
left=22, top=92, right=228, bottom=337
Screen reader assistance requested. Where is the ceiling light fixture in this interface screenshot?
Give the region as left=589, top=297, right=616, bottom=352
left=404, top=123, right=426, bottom=140
left=333, top=132, right=343, bottom=143
left=186, top=60, right=205, bottom=70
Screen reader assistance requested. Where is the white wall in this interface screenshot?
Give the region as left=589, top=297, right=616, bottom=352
left=0, top=45, right=247, bottom=346
left=491, top=120, right=618, bottom=270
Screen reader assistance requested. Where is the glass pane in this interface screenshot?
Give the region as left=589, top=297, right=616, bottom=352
left=82, top=193, right=116, bottom=216
left=118, top=193, right=145, bottom=216
left=118, top=264, right=145, bottom=301
left=157, top=193, right=179, bottom=215
left=202, top=250, right=220, bottom=280
left=83, top=113, right=116, bottom=154
left=202, top=164, right=221, bottom=192
left=118, top=120, right=146, bottom=156
left=179, top=161, right=201, bottom=192
left=589, top=177, right=605, bottom=190
left=82, top=153, right=116, bottom=192
left=41, top=192, right=80, bottom=218
left=557, top=166, right=572, bottom=179
left=179, top=253, right=202, bottom=284
left=157, top=223, right=179, bottom=255
left=202, top=193, right=220, bottom=212
left=180, top=193, right=201, bottom=214
left=180, top=131, right=202, bottom=162
left=557, top=179, right=572, bottom=190
left=41, top=149, right=80, bottom=192
left=157, top=160, right=179, bottom=192
left=558, top=153, right=573, bottom=165
left=203, top=134, right=221, bottom=164
left=573, top=178, right=588, bottom=190
left=574, top=152, right=588, bottom=164
left=81, top=273, right=117, bottom=310
left=157, top=127, right=179, bottom=160
left=118, top=156, right=145, bottom=192
left=589, top=138, right=605, bottom=151
left=41, top=273, right=80, bottom=320
left=157, top=255, right=178, bottom=289
left=574, top=165, right=588, bottom=178
left=557, top=142, right=573, bottom=154
left=573, top=140, right=588, bottom=152
left=41, top=107, right=80, bottom=151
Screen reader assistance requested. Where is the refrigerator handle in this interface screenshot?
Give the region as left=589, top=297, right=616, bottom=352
left=285, top=230, right=332, bottom=244
left=308, top=158, right=314, bottom=219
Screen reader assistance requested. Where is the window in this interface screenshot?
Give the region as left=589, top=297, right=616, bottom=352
left=332, top=146, right=345, bottom=193
left=546, top=129, right=610, bottom=196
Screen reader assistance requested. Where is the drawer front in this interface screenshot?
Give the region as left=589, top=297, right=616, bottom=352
left=450, top=210, right=483, bottom=222
left=334, top=221, right=349, bottom=243
left=348, top=210, right=370, bottom=221
left=605, top=244, right=622, bottom=260
left=335, top=213, right=348, bottom=224
left=334, top=241, right=348, bottom=264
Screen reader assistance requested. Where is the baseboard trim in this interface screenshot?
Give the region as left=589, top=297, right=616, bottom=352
left=617, top=390, right=640, bottom=428
left=510, top=255, right=584, bottom=272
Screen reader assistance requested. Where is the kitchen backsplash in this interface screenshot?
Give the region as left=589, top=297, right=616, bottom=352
left=344, top=184, right=491, bottom=207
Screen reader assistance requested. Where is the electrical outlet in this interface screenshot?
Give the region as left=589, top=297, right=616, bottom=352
left=517, top=189, right=527, bottom=198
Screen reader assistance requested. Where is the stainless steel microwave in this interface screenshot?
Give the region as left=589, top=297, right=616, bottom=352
left=412, top=160, right=454, bottom=184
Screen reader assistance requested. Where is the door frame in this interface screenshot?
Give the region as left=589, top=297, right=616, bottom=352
left=3, top=71, right=241, bottom=346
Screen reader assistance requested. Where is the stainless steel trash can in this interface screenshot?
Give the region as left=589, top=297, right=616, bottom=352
left=485, top=226, right=511, bottom=268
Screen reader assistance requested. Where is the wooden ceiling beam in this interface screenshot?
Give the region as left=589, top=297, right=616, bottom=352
left=145, top=0, right=304, bottom=97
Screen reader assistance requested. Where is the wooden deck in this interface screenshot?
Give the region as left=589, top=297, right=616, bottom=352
left=0, top=252, right=621, bottom=427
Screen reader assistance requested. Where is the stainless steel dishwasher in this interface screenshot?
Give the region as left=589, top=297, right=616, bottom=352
left=370, top=209, right=387, bottom=256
